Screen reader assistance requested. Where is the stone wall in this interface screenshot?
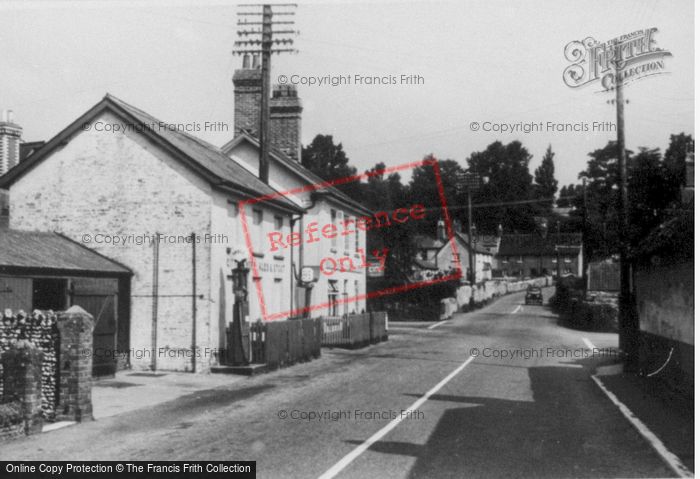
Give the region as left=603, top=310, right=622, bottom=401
left=0, top=310, right=58, bottom=420
left=0, top=307, right=95, bottom=435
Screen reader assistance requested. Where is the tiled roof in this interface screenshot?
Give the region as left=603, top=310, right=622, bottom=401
left=497, top=233, right=582, bottom=256
left=0, top=229, right=131, bottom=275
left=222, top=132, right=372, bottom=216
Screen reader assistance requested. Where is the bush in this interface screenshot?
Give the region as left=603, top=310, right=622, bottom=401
left=0, top=402, right=22, bottom=428
left=550, top=277, right=617, bottom=331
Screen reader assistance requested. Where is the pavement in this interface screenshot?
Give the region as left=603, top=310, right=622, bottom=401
left=1, top=287, right=693, bottom=478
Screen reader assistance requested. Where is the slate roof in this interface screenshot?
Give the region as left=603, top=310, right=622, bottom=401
left=456, top=232, right=495, bottom=255
left=0, top=94, right=302, bottom=213
left=0, top=229, right=131, bottom=275
left=497, top=233, right=582, bottom=257
left=222, top=132, right=372, bottom=216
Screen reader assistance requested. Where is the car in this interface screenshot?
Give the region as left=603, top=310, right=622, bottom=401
left=525, top=286, right=543, bottom=305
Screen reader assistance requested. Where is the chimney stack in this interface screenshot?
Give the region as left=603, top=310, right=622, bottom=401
left=232, top=56, right=263, bottom=137
left=437, top=219, right=447, bottom=242
left=270, top=84, right=303, bottom=161
left=0, top=109, right=22, bottom=176
left=232, top=57, right=303, bottom=162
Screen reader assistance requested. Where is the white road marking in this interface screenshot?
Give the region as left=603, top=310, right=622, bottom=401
left=510, top=305, right=522, bottom=315
left=647, top=347, right=674, bottom=377
left=581, top=337, right=596, bottom=350
left=591, top=375, right=693, bottom=478
left=427, top=320, right=447, bottom=330
left=318, top=355, right=476, bottom=479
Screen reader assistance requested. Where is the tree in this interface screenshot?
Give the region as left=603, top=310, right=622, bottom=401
left=362, top=162, right=415, bottom=283
left=301, top=134, right=360, bottom=198
left=578, top=141, right=626, bottom=259
left=466, top=141, right=534, bottom=233
left=408, top=157, right=465, bottom=237
left=578, top=139, right=680, bottom=260
left=533, top=145, right=558, bottom=208
left=662, top=133, right=694, bottom=197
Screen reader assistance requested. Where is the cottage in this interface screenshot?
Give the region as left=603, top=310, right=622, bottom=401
left=495, top=233, right=583, bottom=278
left=222, top=59, right=373, bottom=318
left=411, top=221, right=494, bottom=284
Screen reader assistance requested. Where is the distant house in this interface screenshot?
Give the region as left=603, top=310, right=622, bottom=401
left=495, top=233, right=582, bottom=278
left=411, top=221, right=493, bottom=283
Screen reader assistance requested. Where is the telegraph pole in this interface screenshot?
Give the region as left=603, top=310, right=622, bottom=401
left=582, top=177, right=588, bottom=292
left=613, top=50, right=637, bottom=372
left=235, top=3, right=298, bottom=184
left=458, top=171, right=481, bottom=286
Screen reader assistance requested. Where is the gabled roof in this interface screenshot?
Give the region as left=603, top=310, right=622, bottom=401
left=0, top=94, right=302, bottom=214
left=456, top=232, right=494, bottom=255
left=0, top=229, right=131, bottom=276
left=497, top=233, right=582, bottom=257
left=222, top=131, right=372, bottom=216
left=414, top=234, right=443, bottom=249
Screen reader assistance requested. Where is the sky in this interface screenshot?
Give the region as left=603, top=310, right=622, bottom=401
left=0, top=0, right=694, bottom=188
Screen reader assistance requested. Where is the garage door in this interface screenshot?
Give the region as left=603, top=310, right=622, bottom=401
left=70, top=278, right=118, bottom=377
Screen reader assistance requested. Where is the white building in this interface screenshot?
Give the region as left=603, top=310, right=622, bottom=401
left=0, top=94, right=303, bottom=373
left=222, top=60, right=372, bottom=318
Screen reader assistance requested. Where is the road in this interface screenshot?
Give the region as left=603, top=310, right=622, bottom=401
left=0, top=289, right=678, bottom=478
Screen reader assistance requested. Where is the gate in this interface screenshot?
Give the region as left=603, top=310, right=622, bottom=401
left=69, top=278, right=118, bottom=377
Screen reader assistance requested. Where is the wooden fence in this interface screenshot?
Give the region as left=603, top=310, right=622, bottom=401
left=249, top=318, right=321, bottom=369
left=321, top=312, right=388, bottom=349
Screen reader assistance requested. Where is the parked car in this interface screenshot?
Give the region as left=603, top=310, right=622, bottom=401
left=525, top=286, right=543, bottom=305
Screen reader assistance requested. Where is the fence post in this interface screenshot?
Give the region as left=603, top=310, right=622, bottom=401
left=56, top=306, right=94, bottom=422
left=1, top=340, right=44, bottom=435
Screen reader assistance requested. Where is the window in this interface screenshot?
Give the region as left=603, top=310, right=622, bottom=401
left=328, top=280, right=339, bottom=316
left=274, top=278, right=283, bottom=314
left=274, top=215, right=283, bottom=231
left=503, top=256, right=509, bottom=264
left=253, top=209, right=264, bottom=249
left=343, top=214, right=350, bottom=252
left=354, top=280, right=360, bottom=311
left=355, top=224, right=360, bottom=252
left=343, top=280, right=349, bottom=316
left=228, top=201, right=239, bottom=218
left=330, top=210, right=338, bottom=250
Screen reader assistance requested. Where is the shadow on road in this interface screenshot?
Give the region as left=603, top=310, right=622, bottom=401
left=349, top=364, right=674, bottom=478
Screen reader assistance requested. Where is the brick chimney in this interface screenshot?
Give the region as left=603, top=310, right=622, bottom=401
left=0, top=110, right=22, bottom=176
left=270, top=84, right=302, bottom=161
left=232, top=54, right=262, bottom=137
left=232, top=55, right=303, bottom=162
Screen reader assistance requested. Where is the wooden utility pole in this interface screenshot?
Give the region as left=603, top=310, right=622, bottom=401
left=459, top=171, right=481, bottom=286
left=582, top=178, right=588, bottom=292
left=614, top=55, right=637, bottom=372
left=259, top=4, right=272, bottom=183
left=235, top=3, right=298, bottom=184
